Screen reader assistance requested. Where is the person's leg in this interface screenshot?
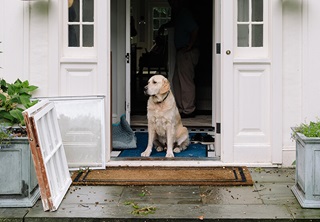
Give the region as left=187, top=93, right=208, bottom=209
left=173, top=52, right=183, bottom=113
left=174, top=48, right=199, bottom=115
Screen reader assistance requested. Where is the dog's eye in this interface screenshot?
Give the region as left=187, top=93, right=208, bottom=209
left=153, top=80, right=157, bottom=84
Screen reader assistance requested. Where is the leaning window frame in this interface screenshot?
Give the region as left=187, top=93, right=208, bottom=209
left=234, top=0, right=269, bottom=59
left=63, top=0, right=97, bottom=58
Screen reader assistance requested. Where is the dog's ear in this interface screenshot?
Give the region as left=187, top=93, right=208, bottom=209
left=159, top=78, right=170, bottom=94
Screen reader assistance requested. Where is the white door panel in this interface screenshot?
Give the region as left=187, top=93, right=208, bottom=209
left=220, top=0, right=281, bottom=164
left=233, top=64, right=270, bottom=144
left=60, top=64, right=98, bottom=96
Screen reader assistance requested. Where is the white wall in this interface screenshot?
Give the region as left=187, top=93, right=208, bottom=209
left=282, top=0, right=303, bottom=166
left=29, top=1, right=50, bottom=97
left=0, top=1, right=52, bottom=97
left=301, top=0, right=320, bottom=120
left=282, top=0, right=320, bottom=167
left=0, top=0, right=27, bottom=82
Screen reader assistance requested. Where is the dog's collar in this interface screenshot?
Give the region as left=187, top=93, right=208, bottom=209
left=156, top=91, right=170, bottom=103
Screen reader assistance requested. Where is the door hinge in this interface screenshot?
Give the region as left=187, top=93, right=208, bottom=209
left=125, top=101, right=130, bottom=111
left=216, top=43, right=221, bottom=54
left=216, top=123, right=221, bottom=134
left=125, top=53, right=130, bottom=63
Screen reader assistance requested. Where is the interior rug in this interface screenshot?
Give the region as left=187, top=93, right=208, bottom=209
left=72, top=166, right=253, bottom=186
left=116, top=132, right=207, bottom=157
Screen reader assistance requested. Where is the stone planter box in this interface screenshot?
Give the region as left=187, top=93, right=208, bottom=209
left=291, top=132, right=320, bottom=208
left=0, top=138, right=40, bottom=207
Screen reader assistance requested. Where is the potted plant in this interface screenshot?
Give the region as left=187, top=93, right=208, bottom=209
left=291, top=120, right=320, bottom=208
left=0, top=78, right=40, bottom=207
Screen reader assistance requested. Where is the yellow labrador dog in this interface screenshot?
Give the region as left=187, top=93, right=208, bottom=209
left=141, top=75, right=190, bottom=157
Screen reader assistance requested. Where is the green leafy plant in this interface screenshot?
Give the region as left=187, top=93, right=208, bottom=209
left=0, top=125, right=12, bottom=148
left=0, top=78, right=38, bottom=126
left=292, top=118, right=320, bottom=140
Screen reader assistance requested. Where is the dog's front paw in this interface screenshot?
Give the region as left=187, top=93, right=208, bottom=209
left=173, top=147, right=182, bottom=153
left=165, top=151, right=174, bottom=158
left=141, top=150, right=152, bottom=157
left=156, top=146, right=164, bottom=152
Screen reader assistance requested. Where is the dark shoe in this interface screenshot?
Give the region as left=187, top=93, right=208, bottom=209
left=180, top=112, right=196, bottom=118
left=190, top=133, right=204, bottom=144
left=200, top=135, right=215, bottom=144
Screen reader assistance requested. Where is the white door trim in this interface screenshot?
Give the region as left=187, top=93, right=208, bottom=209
left=220, top=0, right=235, bottom=163
left=270, top=0, right=283, bottom=164
left=125, top=0, right=131, bottom=123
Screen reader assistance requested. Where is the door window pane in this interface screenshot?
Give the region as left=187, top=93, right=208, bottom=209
left=238, top=24, right=249, bottom=47
left=83, top=25, right=94, bottom=47
left=83, top=0, right=94, bottom=22
left=69, top=25, right=79, bottom=47
left=238, top=0, right=249, bottom=22
left=69, top=0, right=79, bottom=22
left=252, top=0, right=263, bottom=22
left=252, top=24, right=263, bottom=47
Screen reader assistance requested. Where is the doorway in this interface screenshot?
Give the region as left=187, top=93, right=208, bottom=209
left=129, top=0, right=214, bottom=129
left=86, top=0, right=280, bottom=166
left=109, top=0, right=217, bottom=160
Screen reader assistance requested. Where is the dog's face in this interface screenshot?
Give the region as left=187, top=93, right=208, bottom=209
left=144, top=75, right=170, bottom=96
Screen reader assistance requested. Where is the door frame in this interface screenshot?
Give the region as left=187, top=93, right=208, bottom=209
left=109, top=0, right=223, bottom=167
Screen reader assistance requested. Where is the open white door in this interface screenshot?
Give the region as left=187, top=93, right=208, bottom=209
left=219, top=0, right=234, bottom=163
left=219, top=0, right=282, bottom=165
left=214, top=0, right=222, bottom=159
left=125, top=0, right=131, bottom=123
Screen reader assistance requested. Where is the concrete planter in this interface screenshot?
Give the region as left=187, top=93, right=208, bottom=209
left=291, top=132, right=320, bottom=208
left=0, top=138, right=40, bottom=207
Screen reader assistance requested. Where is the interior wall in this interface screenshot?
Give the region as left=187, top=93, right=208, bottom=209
left=193, top=0, right=213, bottom=112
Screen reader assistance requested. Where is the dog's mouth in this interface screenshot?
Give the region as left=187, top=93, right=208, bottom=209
left=144, top=88, right=155, bottom=96
left=144, top=90, right=150, bottom=96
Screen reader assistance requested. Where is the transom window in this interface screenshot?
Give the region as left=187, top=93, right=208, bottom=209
left=68, top=0, right=94, bottom=48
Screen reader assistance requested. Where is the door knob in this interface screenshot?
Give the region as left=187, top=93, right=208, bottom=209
left=226, top=50, right=231, bottom=55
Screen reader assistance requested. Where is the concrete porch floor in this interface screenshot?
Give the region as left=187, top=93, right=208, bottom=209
left=1, top=167, right=320, bottom=222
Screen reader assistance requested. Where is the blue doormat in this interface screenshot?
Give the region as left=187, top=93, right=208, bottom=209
left=118, top=132, right=207, bottom=158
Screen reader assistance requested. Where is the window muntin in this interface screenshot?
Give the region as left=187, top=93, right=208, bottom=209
left=235, top=0, right=268, bottom=58
left=68, top=0, right=94, bottom=48
left=237, top=0, right=264, bottom=48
